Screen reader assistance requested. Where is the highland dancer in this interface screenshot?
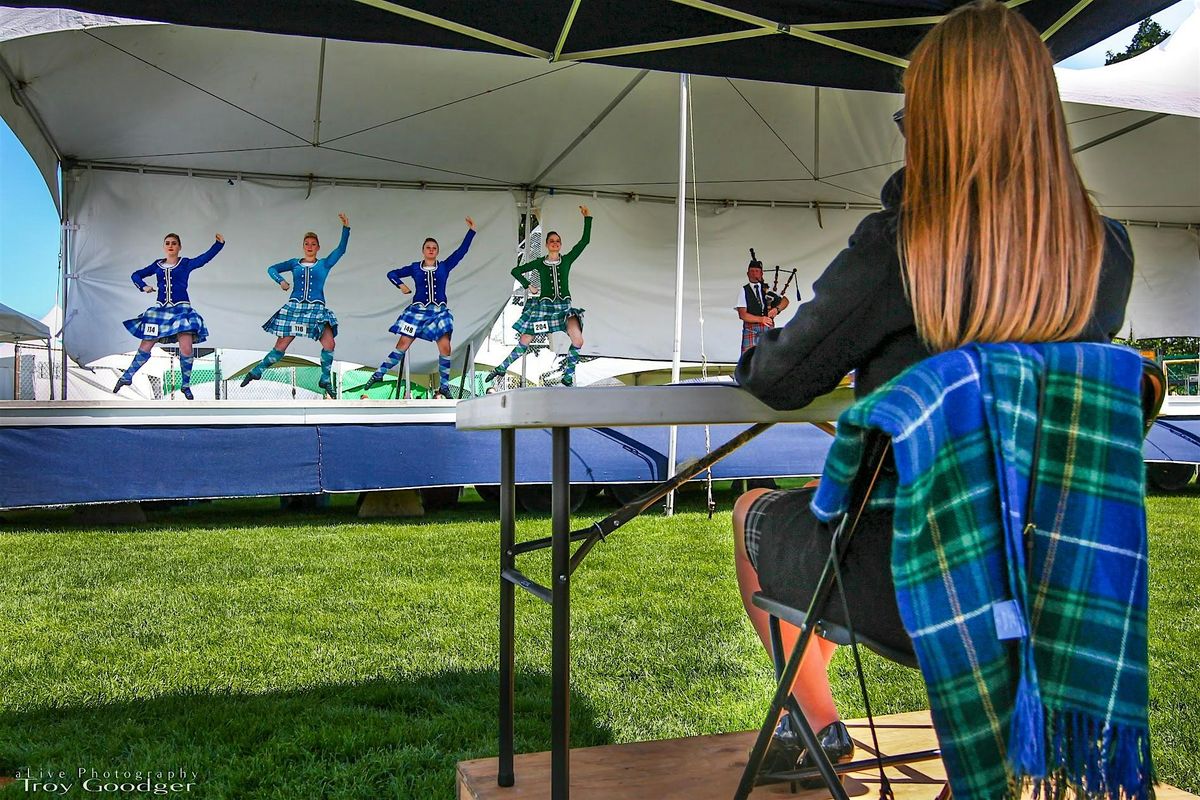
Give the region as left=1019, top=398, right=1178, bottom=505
left=115, top=232, right=225, bottom=399
left=487, top=206, right=591, bottom=387
left=241, top=213, right=350, bottom=398
left=361, top=217, right=477, bottom=399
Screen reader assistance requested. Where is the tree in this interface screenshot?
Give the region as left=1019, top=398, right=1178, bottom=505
left=1105, top=19, right=1171, bottom=64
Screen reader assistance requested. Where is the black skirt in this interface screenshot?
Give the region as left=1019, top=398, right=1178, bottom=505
left=743, top=487, right=912, bottom=656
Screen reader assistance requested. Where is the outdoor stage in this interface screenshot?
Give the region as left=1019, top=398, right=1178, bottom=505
left=0, top=396, right=842, bottom=510
left=456, top=710, right=1198, bottom=800
left=1, top=393, right=1196, bottom=510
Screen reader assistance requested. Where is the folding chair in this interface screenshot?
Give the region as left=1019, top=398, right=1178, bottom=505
left=734, top=356, right=1166, bottom=800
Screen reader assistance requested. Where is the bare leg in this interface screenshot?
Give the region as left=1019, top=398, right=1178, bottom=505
left=732, top=489, right=839, bottom=732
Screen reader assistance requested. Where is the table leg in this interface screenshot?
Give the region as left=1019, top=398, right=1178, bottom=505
left=551, top=426, right=571, bottom=799
left=499, top=428, right=516, bottom=787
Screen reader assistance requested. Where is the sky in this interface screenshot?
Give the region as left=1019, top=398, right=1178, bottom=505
left=0, top=1, right=1194, bottom=322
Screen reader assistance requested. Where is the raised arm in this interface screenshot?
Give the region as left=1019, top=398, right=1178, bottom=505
left=565, top=210, right=592, bottom=262
left=324, top=215, right=351, bottom=270
left=130, top=262, right=157, bottom=290
left=187, top=235, right=225, bottom=270
left=443, top=220, right=476, bottom=272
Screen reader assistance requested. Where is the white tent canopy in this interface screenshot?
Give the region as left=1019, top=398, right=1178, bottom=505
left=1, top=8, right=1196, bottom=370
left=1055, top=0, right=1200, bottom=118
left=0, top=300, right=51, bottom=343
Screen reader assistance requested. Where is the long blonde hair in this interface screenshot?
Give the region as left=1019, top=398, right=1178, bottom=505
left=900, top=0, right=1104, bottom=352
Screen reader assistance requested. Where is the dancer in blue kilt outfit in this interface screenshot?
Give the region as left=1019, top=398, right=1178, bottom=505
left=242, top=213, right=350, bottom=398
left=362, top=217, right=476, bottom=399
left=115, top=232, right=225, bottom=399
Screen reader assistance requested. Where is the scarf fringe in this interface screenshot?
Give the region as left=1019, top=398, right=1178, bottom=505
left=1017, top=709, right=1155, bottom=800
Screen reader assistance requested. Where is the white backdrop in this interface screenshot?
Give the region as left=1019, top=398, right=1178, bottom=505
left=65, top=170, right=519, bottom=370
left=1124, top=227, right=1200, bottom=339
left=540, top=194, right=1200, bottom=362
left=538, top=194, right=871, bottom=364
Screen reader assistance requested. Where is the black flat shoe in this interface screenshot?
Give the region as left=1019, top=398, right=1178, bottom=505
left=239, top=373, right=257, bottom=388
left=181, top=386, right=194, bottom=400
left=794, top=720, right=855, bottom=789
left=112, top=377, right=131, bottom=394
left=759, top=716, right=806, bottom=777
left=757, top=717, right=855, bottom=789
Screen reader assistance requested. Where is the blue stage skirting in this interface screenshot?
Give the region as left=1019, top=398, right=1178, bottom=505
left=0, top=422, right=834, bottom=509
left=3, top=418, right=1195, bottom=509
left=1144, top=416, right=1200, bottom=463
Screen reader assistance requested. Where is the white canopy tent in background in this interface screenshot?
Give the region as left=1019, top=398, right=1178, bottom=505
left=0, top=6, right=1196, bottom=376
left=0, top=300, right=50, bottom=343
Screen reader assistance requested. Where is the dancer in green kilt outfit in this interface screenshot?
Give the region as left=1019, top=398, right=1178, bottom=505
left=487, top=205, right=592, bottom=387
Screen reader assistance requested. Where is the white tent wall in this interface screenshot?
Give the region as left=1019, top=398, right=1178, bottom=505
left=64, top=168, right=519, bottom=370
left=542, top=193, right=1200, bottom=364
left=538, top=194, right=872, bottom=364
left=1123, top=226, right=1200, bottom=339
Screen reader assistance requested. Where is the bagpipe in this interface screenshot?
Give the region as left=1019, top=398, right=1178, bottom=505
left=749, top=248, right=800, bottom=310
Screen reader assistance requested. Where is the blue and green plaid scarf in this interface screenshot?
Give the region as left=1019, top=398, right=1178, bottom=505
left=812, top=343, right=1153, bottom=799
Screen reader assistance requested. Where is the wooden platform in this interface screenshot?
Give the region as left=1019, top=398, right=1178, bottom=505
left=457, top=710, right=1197, bottom=800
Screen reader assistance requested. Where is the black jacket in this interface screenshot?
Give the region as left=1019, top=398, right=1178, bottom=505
left=735, top=170, right=1135, bottom=410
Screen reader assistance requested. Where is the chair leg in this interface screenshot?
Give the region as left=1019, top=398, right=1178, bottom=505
left=734, top=612, right=850, bottom=800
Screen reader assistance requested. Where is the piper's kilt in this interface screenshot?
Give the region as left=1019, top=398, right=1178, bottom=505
left=741, top=322, right=768, bottom=353
left=123, top=302, right=208, bottom=344
left=263, top=300, right=339, bottom=341
left=512, top=296, right=585, bottom=336
left=390, top=302, right=454, bottom=341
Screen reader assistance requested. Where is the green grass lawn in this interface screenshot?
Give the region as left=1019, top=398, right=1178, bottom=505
left=0, top=482, right=1196, bottom=799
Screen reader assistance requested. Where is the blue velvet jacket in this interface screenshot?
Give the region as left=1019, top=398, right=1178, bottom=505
left=387, top=229, right=475, bottom=307
left=267, top=226, right=351, bottom=304
left=130, top=240, right=224, bottom=305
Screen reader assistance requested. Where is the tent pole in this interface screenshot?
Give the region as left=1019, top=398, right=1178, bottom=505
left=666, top=73, right=689, bottom=517
left=59, top=172, right=70, bottom=400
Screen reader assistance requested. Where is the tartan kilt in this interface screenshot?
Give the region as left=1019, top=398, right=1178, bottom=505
left=741, top=322, right=768, bottom=353
left=123, top=303, right=208, bottom=344
left=390, top=303, right=454, bottom=341
left=512, top=297, right=585, bottom=336
left=262, top=300, right=339, bottom=341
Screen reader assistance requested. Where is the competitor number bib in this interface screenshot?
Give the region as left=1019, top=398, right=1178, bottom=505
left=399, top=321, right=418, bottom=337
left=290, top=322, right=308, bottom=337
left=532, top=321, right=550, bottom=334
left=143, top=323, right=160, bottom=337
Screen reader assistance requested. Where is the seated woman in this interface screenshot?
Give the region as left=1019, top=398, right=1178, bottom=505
left=731, top=0, right=1135, bottom=779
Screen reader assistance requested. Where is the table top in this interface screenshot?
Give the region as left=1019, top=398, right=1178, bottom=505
left=455, top=383, right=853, bottom=430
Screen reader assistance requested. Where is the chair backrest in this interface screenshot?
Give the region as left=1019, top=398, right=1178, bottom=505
left=1141, top=357, right=1166, bottom=435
